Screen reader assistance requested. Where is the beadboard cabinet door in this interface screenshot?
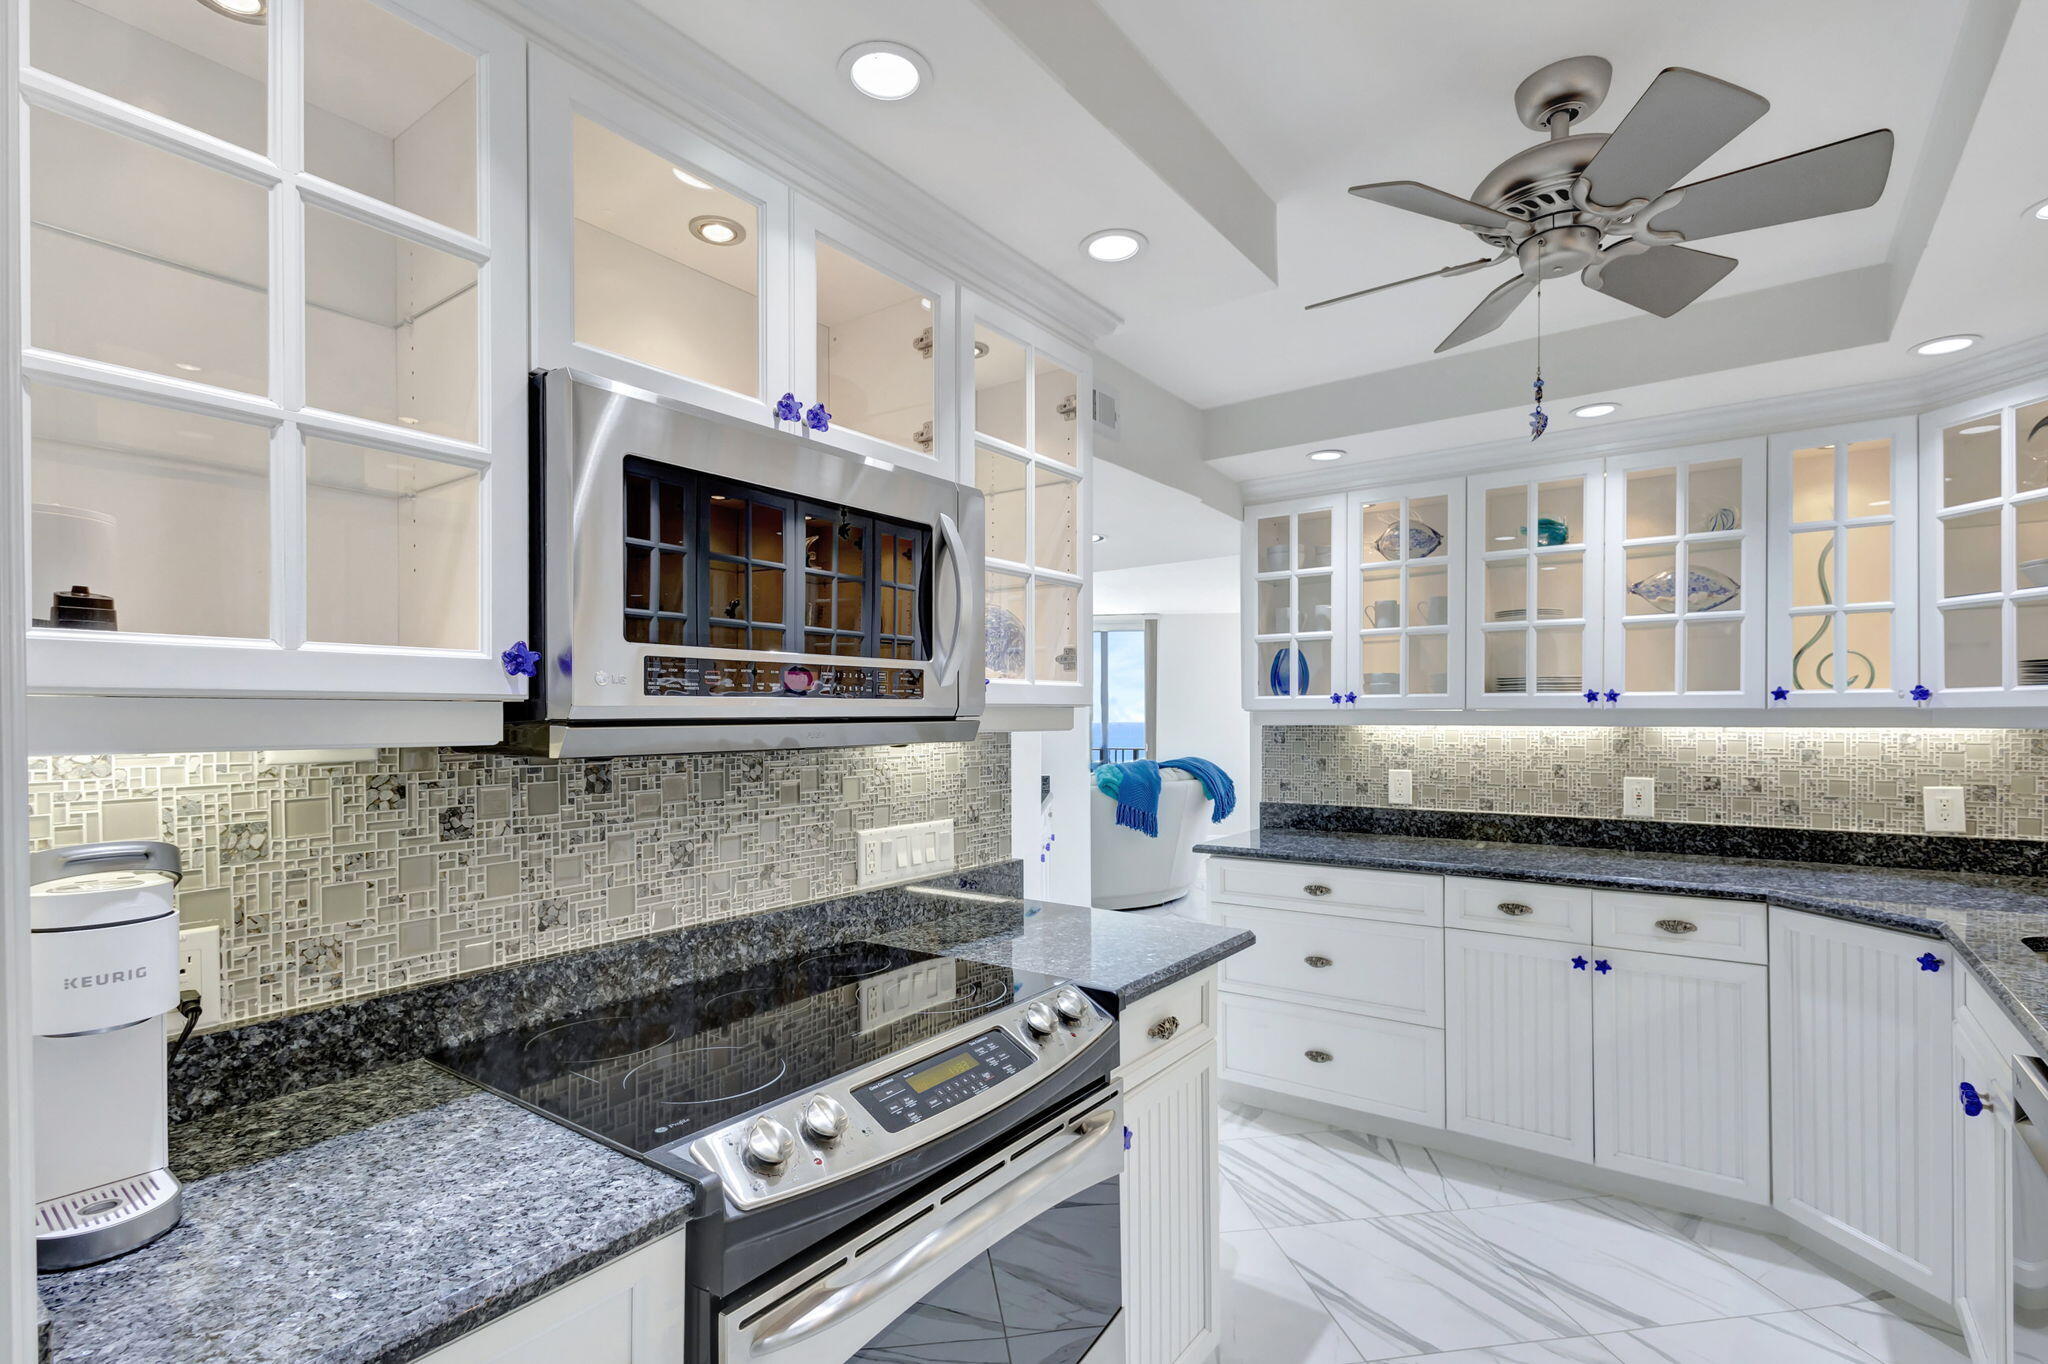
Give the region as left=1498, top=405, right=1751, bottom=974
left=416, top=1230, right=687, bottom=1362
left=1444, top=927, right=1593, bottom=1162
left=1592, top=947, right=1770, bottom=1203
left=1121, top=1040, right=1221, bottom=1364
left=1770, top=909, right=1956, bottom=1300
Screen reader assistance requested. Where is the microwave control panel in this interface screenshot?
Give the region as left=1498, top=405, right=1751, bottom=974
left=642, top=656, right=924, bottom=700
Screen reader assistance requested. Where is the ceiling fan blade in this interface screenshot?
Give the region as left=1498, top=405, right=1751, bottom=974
left=1435, top=272, right=1535, bottom=352
left=1578, top=68, right=1769, bottom=209
left=1584, top=243, right=1737, bottom=317
left=1349, top=181, right=1518, bottom=233
left=1305, top=255, right=1503, bottom=311
left=1646, top=129, right=1894, bottom=242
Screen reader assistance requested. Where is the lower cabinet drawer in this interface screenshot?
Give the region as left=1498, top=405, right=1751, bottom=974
left=1216, top=903, right=1443, bottom=1027
left=1446, top=876, right=1592, bottom=942
left=1593, top=891, right=1767, bottom=964
left=1219, top=992, right=1444, bottom=1129
left=1211, top=857, right=1442, bottom=924
left=1120, top=970, right=1214, bottom=1072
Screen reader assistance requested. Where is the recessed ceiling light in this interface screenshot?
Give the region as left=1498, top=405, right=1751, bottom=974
left=840, top=41, right=930, bottom=101
left=2026, top=196, right=2048, bottom=222
left=196, top=0, right=264, bottom=20
left=1307, top=448, right=1345, bottom=462
left=920, top=297, right=932, bottom=310
left=1091, top=533, right=1105, bottom=542
left=689, top=215, right=745, bottom=246
left=1911, top=334, right=1980, bottom=357
left=1960, top=423, right=1999, bottom=435
left=1082, top=229, right=1147, bottom=263
left=971, top=341, right=990, bottom=359
left=174, top=362, right=202, bottom=372
left=1571, top=401, right=1621, bottom=419
left=671, top=167, right=712, bottom=190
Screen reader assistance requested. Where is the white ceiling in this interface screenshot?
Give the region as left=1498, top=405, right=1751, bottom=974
left=1090, top=460, right=1240, bottom=573
left=633, top=0, right=2042, bottom=485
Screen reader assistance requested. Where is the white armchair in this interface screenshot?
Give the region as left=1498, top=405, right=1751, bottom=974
left=1090, top=769, right=1209, bottom=910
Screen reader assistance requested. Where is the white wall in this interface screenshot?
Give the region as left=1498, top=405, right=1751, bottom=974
left=1009, top=714, right=1094, bottom=906
left=1149, top=612, right=1253, bottom=837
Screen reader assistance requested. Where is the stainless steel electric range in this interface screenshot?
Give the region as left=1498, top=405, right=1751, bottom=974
left=433, top=940, right=1124, bottom=1364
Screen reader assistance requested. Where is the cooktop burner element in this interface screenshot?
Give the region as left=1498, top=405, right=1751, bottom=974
left=431, top=941, right=1083, bottom=1177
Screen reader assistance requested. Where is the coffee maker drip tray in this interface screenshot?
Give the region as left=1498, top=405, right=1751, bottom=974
left=35, top=1168, right=183, bottom=1273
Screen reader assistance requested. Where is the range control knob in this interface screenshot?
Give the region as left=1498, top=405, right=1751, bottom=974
left=742, top=1116, right=796, bottom=1171
left=1053, top=987, right=1088, bottom=1022
left=801, top=1094, right=849, bottom=1142
left=1023, top=1000, right=1058, bottom=1037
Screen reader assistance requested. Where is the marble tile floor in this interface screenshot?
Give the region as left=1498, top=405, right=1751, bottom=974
left=1214, top=1100, right=1973, bottom=1364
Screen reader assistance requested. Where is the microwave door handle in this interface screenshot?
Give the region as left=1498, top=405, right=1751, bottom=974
left=746, top=1108, right=1115, bottom=1354
left=935, top=511, right=968, bottom=688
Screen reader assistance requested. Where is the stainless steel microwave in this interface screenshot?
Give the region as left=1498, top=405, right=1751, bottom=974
left=506, top=370, right=984, bottom=756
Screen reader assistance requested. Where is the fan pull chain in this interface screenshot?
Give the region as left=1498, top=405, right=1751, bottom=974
left=1528, top=279, right=1549, bottom=441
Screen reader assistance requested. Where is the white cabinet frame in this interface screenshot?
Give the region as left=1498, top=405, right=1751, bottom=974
left=1601, top=439, right=1766, bottom=710
left=527, top=47, right=793, bottom=428
left=1766, top=418, right=1919, bottom=708
left=1465, top=459, right=1605, bottom=710
left=1345, top=478, right=1465, bottom=709
left=20, top=0, right=528, bottom=701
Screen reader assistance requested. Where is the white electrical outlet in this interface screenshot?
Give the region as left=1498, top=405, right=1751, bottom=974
left=1387, top=769, right=1414, bottom=805
left=1623, top=777, right=1656, bottom=818
left=857, top=818, right=956, bottom=887
left=1924, top=785, right=1966, bottom=833
left=169, top=923, right=221, bottom=1037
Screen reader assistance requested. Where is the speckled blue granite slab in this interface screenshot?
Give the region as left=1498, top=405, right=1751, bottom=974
left=1197, top=824, right=2048, bottom=1054
left=36, top=1061, right=693, bottom=1364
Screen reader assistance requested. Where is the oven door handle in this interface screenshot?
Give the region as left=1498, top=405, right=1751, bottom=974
left=934, top=511, right=968, bottom=689
left=748, top=1107, right=1116, bottom=1354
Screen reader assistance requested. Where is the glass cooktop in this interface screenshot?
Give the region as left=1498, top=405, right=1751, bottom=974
left=431, top=941, right=1063, bottom=1163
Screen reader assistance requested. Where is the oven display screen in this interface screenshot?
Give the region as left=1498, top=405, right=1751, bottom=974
left=907, top=1053, right=977, bottom=1094
left=853, top=1028, right=1037, bottom=1132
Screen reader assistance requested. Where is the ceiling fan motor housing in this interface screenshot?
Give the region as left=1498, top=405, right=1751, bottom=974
left=1470, top=134, right=1609, bottom=246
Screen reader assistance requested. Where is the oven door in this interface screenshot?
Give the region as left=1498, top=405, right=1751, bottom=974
left=722, top=1089, right=1123, bottom=1364
left=533, top=368, right=983, bottom=731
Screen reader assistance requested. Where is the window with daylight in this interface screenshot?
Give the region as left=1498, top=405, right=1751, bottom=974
left=1090, top=620, right=1155, bottom=767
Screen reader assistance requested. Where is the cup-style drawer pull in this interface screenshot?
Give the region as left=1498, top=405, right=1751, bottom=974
left=1497, top=901, right=1534, bottom=917
left=1147, top=1016, right=1181, bottom=1042
left=1304, top=1049, right=1333, bottom=1064
left=1304, top=954, right=1333, bottom=969
left=1303, top=883, right=1333, bottom=896
left=1655, top=918, right=1698, bottom=935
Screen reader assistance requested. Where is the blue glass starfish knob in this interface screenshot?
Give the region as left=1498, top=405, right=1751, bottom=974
left=1918, top=952, right=1943, bottom=972
left=1343, top=691, right=1357, bottom=705
left=1584, top=689, right=1599, bottom=704
left=1771, top=685, right=1789, bottom=703
left=1330, top=693, right=1343, bottom=705
left=1571, top=955, right=1588, bottom=970
left=500, top=640, right=540, bottom=678
left=1603, top=689, right=1620, bottom=704
left=1594, top=959, right=1612, bottom=974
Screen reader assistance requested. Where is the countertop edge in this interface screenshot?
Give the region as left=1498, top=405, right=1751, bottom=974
left=1097, top=929, right=1257, bottom=1005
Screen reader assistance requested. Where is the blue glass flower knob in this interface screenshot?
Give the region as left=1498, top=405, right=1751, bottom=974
left=804, top=402, right=832, bottom=432
left=774, top=392, right=802, bottom=423
left=500, top=640, right=541, bottom=678
left=1603, top=689, right=1620, bottom=704
left=1959, top=1082, right=1985, bottom=1117
left=1771, top=685, right=1790, bottom=703
left=1584, top=689, right=1599, bottom=704
left=1571, top=955, right=1588, bottom=970
left=1594, top=959, right=1612, bottom=974
left=1911, top=684, right=1932, bottom=703
left=1918, top=952, right=1943, bottom=972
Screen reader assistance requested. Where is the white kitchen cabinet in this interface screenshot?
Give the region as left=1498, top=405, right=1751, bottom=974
left=1444, top=926, right=1593, bottom=1161
left=1767, top=418, right=1920, bottom=708
left=1216, top=901, right=1443, bottom=1028
left=416, top=1228, right=688, bottom=1362
left=1219, top=990, right=1444, bottom=1128
left=1592, top=946, right=1771, bottom=1203
left=1600, top=440, right=1766, bottom=709
left=1919, top=380, right=2048, bottom=706
left=21, top=0, right=530, bottom=703
left=1954, top=1004, right=2012, bottom=1364
left=1243, top=495, right=1345, bottom=709
left=1465, top=458, right=1606, bottom=709
left=1348, top=478, right=1465, bottom=707
left=1771, top=908, right=1955, bottom=1299
left=1121, top=1036, right=1222, bottom=1364
left=964, top=291, right=1091, bottom=705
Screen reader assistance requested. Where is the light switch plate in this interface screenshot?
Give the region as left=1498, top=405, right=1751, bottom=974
left=1623, top=777, right=1656, bottom=818
left=1388, top=769, right=1414, bottom=805
left=1924, top=785, right=1966, bottom=833
left=857, top=818, right=956, bottom=887
left=169, top=924, right=221, bottom=1038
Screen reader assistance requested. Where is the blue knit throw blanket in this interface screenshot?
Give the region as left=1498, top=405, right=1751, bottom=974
left=1093, top=758, right=1237, bottom=838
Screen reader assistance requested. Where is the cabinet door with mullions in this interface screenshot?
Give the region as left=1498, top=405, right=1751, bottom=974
left=1243, top=497, right=1344, bottom=709
left=1348, top=479, right=1464, bottom=708
left=1466, top=460, right=1604, bottom=709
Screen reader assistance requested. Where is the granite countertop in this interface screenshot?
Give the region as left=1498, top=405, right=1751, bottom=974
left=1197, top=826, right=2048, bottom=1053
left=36, top=1062, right=695, bottom=1364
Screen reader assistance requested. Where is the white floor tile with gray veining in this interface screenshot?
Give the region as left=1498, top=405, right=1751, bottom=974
left=1213, top=1102, right=1957, bottom=1364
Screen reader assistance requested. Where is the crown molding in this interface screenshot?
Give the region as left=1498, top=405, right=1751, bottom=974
left=1239, top=328, right=2048, bottom=505
left=480, top=0, right=1122, bottom=350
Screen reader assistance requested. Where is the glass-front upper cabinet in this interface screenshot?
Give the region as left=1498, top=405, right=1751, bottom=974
left=528, top=50, right=792, bottom=427
left=1244, top=497, right=1343, bottom=709
left=1601, top=441, right=1765, bottom=709
left=1347, top=481, right=1463, bottom=708
left=1465, top=461, right=1604, bottom=708
left=965, top=293, right=1089, bottom=703
left=1919, top=383, right=2048, bottom=706
left=20, top=0, right=528, bottom=700
left=1766, top=420, right=1917, bottom=708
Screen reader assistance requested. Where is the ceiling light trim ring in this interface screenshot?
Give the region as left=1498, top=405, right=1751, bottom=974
left=689, top=215, right=746, bottom=247
left=1307, top=448, right=1345, bottom=462
left=196, top=0, right=266, bottom=19
left=1911, top=334, right=1980, bottom=357
left=1082, top=229, right=1148, bottom=263
left=1571, top=402, right=1621, bottom=419
left=840, top=41, right=932, bottom=102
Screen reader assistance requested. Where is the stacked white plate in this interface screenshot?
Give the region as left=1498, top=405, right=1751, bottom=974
left=2021, top=657, right=2048, bottom=687
left=1493, top=607, right=1567, bottom=622
left=1495, top=675, right=1583, bottom=692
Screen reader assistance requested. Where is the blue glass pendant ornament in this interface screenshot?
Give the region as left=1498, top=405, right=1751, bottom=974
left=1529, top=374, right=1548, bottom=442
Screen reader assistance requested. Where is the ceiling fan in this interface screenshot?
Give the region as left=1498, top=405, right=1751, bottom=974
left=1309, top=55, right=1894, bottom=353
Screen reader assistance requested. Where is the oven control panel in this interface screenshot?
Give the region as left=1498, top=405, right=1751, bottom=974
left=853, top=1029, right=1037, bottom=1132
left=682, top=982, right=1111, bottom=1210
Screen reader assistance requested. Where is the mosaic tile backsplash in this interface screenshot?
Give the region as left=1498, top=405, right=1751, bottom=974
left=1263, top=726, right=2048, bottom=840
left=27, top=738, right=1009, bottom=1028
